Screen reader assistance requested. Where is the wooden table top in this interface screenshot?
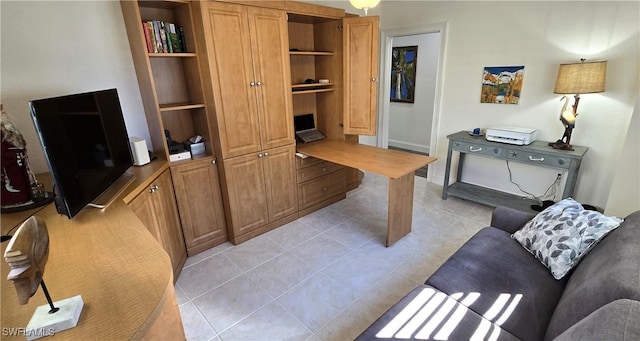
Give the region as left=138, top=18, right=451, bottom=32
left=1, top=159, right=173, bottom=339
left=296, top=139, right=436, bottom=179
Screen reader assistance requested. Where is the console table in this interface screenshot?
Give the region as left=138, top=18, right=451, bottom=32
left=442, top=131, right=588, bottom=212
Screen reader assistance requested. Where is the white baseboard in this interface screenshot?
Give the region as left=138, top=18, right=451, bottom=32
left=388, top=139, right=430, bottom=154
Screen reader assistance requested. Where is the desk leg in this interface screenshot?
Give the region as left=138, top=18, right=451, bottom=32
left=387, top=173, right=415, bottom=246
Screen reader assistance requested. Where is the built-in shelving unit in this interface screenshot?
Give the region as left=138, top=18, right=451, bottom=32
left=121, top=0, right=215, bottom=162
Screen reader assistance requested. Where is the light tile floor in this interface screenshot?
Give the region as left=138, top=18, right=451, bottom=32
left=176, top=172, right=493, bottom=341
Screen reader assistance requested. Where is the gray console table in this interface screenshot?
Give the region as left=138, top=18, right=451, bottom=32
left=442, top=131, right=589, bottom=212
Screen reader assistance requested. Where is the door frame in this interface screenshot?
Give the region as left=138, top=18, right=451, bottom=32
left=377, top=22, right=448, bottom=183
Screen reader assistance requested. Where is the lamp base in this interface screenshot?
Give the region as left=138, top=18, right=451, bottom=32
left=25, top=295, right=84, bottom=340
left=549, top=140, right=574, bottom=151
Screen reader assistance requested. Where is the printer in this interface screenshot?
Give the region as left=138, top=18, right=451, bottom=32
left=485, top=126, right=537, bottom=145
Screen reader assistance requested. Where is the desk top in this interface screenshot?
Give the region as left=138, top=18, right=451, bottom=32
left=296, top=139, right=436, bottom=178
left=1, top=159, right=173, bottom=339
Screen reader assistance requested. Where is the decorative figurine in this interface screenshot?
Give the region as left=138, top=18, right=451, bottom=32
left=4, top=216, right=51, bottom=305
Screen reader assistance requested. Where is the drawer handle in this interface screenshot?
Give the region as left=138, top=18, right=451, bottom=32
left=529, top=156, right=545, bottom=161
left=469, top=146, right=482, bottom=152
left=322, top=187, right=328, bottom=191
left=258, top=153, right=263, bottom=158
left=322, top=167, right=327, bottom=172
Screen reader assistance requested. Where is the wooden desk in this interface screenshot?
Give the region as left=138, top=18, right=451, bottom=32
left=297, top=139, right=436, bottom=246
left=1, top=160, right=184, bottom=340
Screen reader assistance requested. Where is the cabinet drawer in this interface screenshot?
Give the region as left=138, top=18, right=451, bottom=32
left=452, top=140, right=504, bottom=158
left=295, top=155, right=324, bottom=169
left=298, top=169, right=346, bottom=209
left=507, top=149, right=571, bottom=169
left=297, top=161, right=343, bottom=183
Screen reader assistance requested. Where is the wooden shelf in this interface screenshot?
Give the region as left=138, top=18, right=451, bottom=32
left=292, top=88, right=335, bottom=95
left=158, top=103, right=206, bottom=111
left=149, top=52, right=197, bottom=58
left=447, top=182, right=539, bottom=214
left=289, top=50, right=334, bottom=56
left=139, top=0, right=190, bottom=10
left=292, top=83, right=334, bottom=89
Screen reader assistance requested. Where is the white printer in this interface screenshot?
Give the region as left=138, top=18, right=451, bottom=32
left=485, top=126, right=537, bottom=145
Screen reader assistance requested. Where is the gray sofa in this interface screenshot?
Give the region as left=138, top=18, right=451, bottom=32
left=357, top=207, right=640, bottom=340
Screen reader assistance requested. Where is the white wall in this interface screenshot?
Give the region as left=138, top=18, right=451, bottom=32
left=605, top=100, right=640, bottom=217
left=379, top=1, right=639, bottom=210
left=1, top=1, right=150, bottom=174
left=388, top=33, right=439, bottom=154
left=312, top=1, right=639, bottom=210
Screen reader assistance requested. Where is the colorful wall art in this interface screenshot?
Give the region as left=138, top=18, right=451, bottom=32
left=481, top=66, right=524, bottom=104
left=391, top=46, right=418, bottom=103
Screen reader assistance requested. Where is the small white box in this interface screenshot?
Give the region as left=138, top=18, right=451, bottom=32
left=169, top=151, right=191, bottom=162
left=485, top=126, right=537, bottom=145
left=129, top=137, right=150, bottom=166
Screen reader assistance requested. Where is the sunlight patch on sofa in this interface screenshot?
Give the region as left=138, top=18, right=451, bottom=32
left=374, top=288, right=523, bottom=340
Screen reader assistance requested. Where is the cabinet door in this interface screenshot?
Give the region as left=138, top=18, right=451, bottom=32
left=247, top=6, right=295, bottom=150
left=153, top=170, right=187, bottom=277
left=202, top=2, right=262, bottom=158
left=130, top=169, right=186, bottom=279
left=223, top=152, right=270, bottom=236
left=171, top=158, right=227, bottom=256
left=262, top=145, right=298, bottom=221
left=343, top=16, right=379, bottom=136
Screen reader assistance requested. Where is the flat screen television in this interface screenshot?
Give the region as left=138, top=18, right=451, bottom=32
left=29, top=88, right=133, bottom=218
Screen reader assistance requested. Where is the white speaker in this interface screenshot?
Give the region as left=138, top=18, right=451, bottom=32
left=129, top=137, right=150, bottom=166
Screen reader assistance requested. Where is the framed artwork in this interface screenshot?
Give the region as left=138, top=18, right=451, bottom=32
left=391, top=46, right=418, bottom=103
left=481, top=65, right=525, bottom=104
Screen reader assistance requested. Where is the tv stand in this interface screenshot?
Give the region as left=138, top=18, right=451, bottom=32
left=442, top=131, right=588, bottom=213
left=88, top=172, right=135, bottom=209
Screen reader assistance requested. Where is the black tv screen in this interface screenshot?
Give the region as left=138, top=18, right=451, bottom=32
left=29, top=88, right=133, bottom=218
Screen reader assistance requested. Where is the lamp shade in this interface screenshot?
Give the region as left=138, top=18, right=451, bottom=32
left=349, top=0, right=381, bottom=11
left=554, top=60, right=607, bottom=94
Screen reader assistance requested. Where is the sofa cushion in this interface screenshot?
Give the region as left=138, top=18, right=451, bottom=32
left=425, top=226, right=567, bottom=341
left=511, top=198, right=623, bottom=280
left=552, top=299, right=640, bottom=341
left=356, top=284, right=519, bottom=341
left=544, top=211, right=640, bottom=340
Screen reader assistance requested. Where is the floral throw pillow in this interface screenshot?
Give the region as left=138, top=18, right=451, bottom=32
left=511, top=198, right=623, bottom=280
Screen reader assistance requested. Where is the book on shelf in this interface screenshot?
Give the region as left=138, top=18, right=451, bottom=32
left=151, top=20, right=162, bottom=53
left=142, top=22, right=153, bottom=53
left=142, top=20, right=186, bottom=54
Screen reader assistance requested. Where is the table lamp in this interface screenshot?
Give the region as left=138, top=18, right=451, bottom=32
left=550, top=59, right=607, bottom=150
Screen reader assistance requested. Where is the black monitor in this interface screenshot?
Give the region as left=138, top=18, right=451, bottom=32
left=29, top=88, right=133, bottom=218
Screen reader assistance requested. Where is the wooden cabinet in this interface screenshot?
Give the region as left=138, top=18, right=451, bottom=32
left=129, top=169, right=186, bottom=279
left=295, top=156, right=346, bottom=216
left=287, top=6, right=378, bottom=192
left=195, top=1, right=294, bottom=159
left=221, top=145, right=298, bottom=244
left=120, top=0, right=216, bottom=162
left=343, top=16, right=379, bottom=136
left=171, top=157, right=227, bottom=256
left=287, top=10, right=379, bottom=139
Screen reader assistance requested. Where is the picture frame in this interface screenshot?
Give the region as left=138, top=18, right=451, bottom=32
left=480, top=65, right=525, bottom=104
left=391, top=46, right=418, bottom=103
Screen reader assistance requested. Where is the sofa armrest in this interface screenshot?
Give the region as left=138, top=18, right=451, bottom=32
left=490, top=207, right=535, bottom=234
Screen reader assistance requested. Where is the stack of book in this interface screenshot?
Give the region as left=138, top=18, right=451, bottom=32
left=142, top=20, right=186, bottom=53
